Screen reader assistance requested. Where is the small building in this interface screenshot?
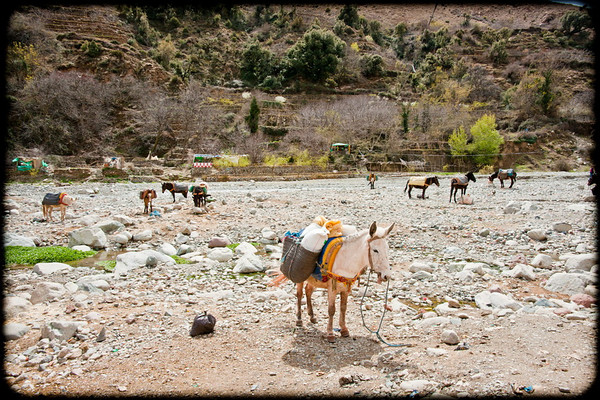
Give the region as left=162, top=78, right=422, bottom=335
left=330, top=143, right=351, bottom=154
left=192, top=154, right=220, bottom=168
left=12, top=157, right=48, bottom=172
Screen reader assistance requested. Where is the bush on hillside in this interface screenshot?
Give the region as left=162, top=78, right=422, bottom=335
left=285, top=28, right=345, bottom=83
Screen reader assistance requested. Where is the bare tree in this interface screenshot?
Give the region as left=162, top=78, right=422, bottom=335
left=9, top=71, right=114, bottom=155
left=289, top=95, right=400, bottom=154
left=136, top=88, right=176, bottom=158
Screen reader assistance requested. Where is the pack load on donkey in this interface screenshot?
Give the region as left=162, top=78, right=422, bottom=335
left=42, top=192, right=68, bottom=206
left=279, top=216, right=357, bottom=283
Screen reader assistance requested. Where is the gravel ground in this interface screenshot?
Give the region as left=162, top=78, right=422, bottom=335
left=3, top=171, right=597, bottom=397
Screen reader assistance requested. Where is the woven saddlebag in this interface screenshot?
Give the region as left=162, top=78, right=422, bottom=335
left=280, top=235, right=320, bottom=283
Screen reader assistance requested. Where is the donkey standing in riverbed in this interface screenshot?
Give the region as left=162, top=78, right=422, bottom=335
left=489, top=168, right=517, bottom=188
left=271, top=221, right=394, bottom=342
left=450, top=171, right=476, bottom=203
left=42, top=192, right=74, bottom=222
left=404, top=176, right=440, bottom=199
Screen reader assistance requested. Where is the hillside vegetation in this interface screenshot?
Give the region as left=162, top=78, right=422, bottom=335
left=4, top=3, right=595, bottom=172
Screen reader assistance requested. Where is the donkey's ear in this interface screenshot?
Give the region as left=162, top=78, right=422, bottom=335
left=384, top=222, right=395, bottom=237
left=369, top=221, right=377, bottom=237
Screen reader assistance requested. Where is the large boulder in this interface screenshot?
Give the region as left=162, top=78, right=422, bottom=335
left=158, top=242, right=177, bottom=256
left=234, top=242, right=258, bottom=256
left=4, top=322, right=30, bottom=341
left=564, top=253, right=596, bottom=272
left=68, top=227, right=108, bottom=249
left=113, top=250, right=175, bottom=276
left=544, top=272, right=586, bottom=295
left=4, top=296, right=32, bottom=319
left=474, top=290, right=522, bottom=311
left=132, top=229, right=153, bottom=241
left=233, top=254, right=265, bottom=273
left=33, top=262, right=73, bottom=276
left=530, top=254, right=553, bottom=269
left=527, top=229, right=547, bottom=241
left=30, top=282, right=67, bottom=304
left=4, top=233, right=36, bottom=247
left=206, top=247, right=233, bottom=262
left=40, top=320, right=87, bottom=342
left=93, top=219, right=125, bottom=234
left=501, top=263, right=536, bottom=280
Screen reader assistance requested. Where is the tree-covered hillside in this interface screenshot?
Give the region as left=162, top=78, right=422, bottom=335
left=4, top=3, right=595, bottom=172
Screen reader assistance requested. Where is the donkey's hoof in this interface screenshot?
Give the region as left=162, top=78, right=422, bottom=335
left=340, top=328, right=350, bottom=337
left=296, top=320, right=303, bottom=327
left=310, top=317, right=317, bottom=324
left=326, top=334, right=336, bottom=343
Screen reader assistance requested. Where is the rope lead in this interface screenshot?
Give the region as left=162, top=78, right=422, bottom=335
left=360, top=268, right=412, bottom=347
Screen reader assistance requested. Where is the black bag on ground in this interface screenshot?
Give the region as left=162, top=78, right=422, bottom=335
left=190, top=311, right=216, bottom=336
left=280, top=235, right=320, bottom=283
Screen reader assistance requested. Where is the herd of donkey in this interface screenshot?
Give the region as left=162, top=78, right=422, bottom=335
left=33, top=167, right=597, bottom=343
left=39, top=168, right=598, bottom=222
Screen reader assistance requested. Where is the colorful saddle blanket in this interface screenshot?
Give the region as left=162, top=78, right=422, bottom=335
left=312, top=236, right=345, bottom=280
left=498, top=169, right=515, bottom=179
left=42, top=192, right=67, bottom=206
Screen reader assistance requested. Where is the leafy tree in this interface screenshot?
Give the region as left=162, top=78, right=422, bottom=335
left=240, top=40, right=275, bottom=86
left=338, top=4, right=360, bottom=29
left=285, top=28, right=345, bottom=82
left=468, top=114, right=504, bottom=166
left=448, top=114, right=504, bottom=166
left=509, top=71, right=559, bottom=119
left=391, top=23, right=408, bottom=58
left=246, top=97, right=260, bottom=133
left=537, top=70, right=556, bottom=116
left=561, top=10, right=591, bottom=35
left=368, top=20, right=384, bottom=45
left=420, top=27, right=450, bottom=54
left=6, top=42, right=40, bottom=83
left=156, top=35, right=176, bottom=68
left=360, top=54, right=384, bottom=77
left=401, top=103, right=410, bottom=134
left=448, top=125, right=469, bottom=156
left=489, top=39, right=508, bottom=65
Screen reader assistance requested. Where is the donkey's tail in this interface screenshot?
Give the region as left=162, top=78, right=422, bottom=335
left=404, top=180, right=409, bottom=192
left=267, top=270, right=289, bottom=287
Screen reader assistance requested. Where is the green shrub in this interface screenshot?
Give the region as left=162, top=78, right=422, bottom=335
left=489, top=39, right=508, bottom=65
left=360, top=54, right=384, bottom=77
left=240, top=40, right=275, bottom=86
left=338, top=4, right=360, bottom=29
left=5, top=246, right=97, bottom=265
left=245, top=97, right=260, bottom=133
left=81, top=40, right=102, bottom=58
left=264, top=154, right=290, bottom=166
left=561, top=10, right=591, bottom=35
left=96, top=260, right=116, bottom=272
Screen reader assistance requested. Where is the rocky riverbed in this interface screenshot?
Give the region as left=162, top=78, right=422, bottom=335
left=3, top=172, right=597, bottom=397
